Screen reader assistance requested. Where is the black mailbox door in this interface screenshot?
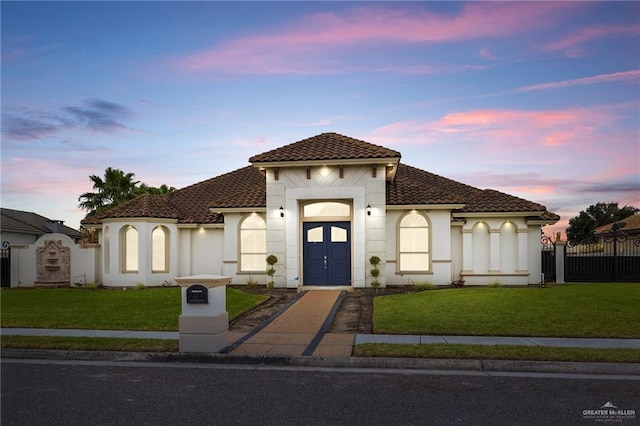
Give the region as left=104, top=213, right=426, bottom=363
left=186, top=284, right=208, bottom=304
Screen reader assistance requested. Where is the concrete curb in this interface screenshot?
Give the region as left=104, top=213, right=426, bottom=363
left=3, top=348, right=639, bottom=376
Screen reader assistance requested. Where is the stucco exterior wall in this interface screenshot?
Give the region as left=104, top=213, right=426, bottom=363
left=266, top=164, right=385, bottom=288
left=9, top=233, right=97, bottom=287
left=100, top=220, right=179, bottom=287
left=461, top=217, right=533, bottom=285
left=385, top=209, right=455, bottom=286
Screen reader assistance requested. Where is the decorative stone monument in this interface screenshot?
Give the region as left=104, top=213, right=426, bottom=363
left=175, top=274, right=232, bottom=353
left=36, top=240, right=70, bottom=287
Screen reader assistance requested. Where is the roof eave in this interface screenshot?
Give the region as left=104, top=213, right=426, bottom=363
left=209, top=207, right=267, bottom=214
left=454, top=211, right=546, bottom=218
left=252, top=157, right=401, bottom=170
left=386, top=204, right=466, bottom=211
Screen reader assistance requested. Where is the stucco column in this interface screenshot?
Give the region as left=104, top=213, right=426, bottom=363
left=489, top=229, right=500, bottom=272
left=517, top=229, right=528, bottom=272
left=462, top=229, right=473, bottom=272
left=555, top=242, right=565, bottom=284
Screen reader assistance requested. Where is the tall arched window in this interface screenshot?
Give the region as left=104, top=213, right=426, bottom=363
left=123, top=226, right=138, bottom=273
left=239, top=214, right=266, bottom=272
left=398, top=212, right=430, bottom=272
left=152, top=226, right=169, bottom=273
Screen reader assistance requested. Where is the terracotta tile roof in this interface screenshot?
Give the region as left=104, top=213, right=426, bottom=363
left=594, top=214, right=640, bottom=235
left=90, top=194, right=179, bottom=220
left=387, top=164, right=472, bottom=205
left=386, top=165, right=548, bottom=213
left=83, top=166, right=265, bottom=225
left=461, top=189, right=546, bottom=213
left=85, top=133, right=556, bottom=224
left=249, top=132, right=401, bottom=164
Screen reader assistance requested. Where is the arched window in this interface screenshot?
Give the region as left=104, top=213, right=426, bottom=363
left=398, top=212, right=430, bottom=272
left=152, top=226, right=169, bottom=273
left=122, top=226, right=138, bottom=273
left=239, top=214, right=266, bottom=272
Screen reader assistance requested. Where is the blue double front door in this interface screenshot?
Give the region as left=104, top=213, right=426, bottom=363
left=303, top=221, right=351, bottom=286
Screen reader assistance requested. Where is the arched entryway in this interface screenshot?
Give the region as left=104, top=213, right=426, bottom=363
left=301, top=201, right=352, bottom=286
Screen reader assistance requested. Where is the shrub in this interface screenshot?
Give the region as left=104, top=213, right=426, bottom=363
left=266, top=255, right=278, bottom=289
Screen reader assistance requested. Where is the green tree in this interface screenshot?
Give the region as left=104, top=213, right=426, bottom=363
left=566, top=202, right=639, bottom=244
left=78, top=167, right=139, bottom=215
left=78, top=168, right=176, bottom=216
left=135, top=183, right=176, bottom=196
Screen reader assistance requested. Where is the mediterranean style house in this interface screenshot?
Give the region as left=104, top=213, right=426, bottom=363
left=82, top=133, right=559, bottom=288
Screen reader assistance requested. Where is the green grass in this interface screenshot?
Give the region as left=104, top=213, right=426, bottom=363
left=374, top=283, right=640, bottom=338
left=1, top=335, right=178, bottom=352
left=1, top=287, right=267, bottom=331
left=354, top=343, right=640, bottom=364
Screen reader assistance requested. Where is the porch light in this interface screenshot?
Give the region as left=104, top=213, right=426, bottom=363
left=367, top=204, right=371, bottom=216
left=279, top=206, right=284, bottom=218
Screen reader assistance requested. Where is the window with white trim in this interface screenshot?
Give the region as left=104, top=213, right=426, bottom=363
left=123, top=226, right=139, bottom=273
left=239, top=214, right=266, bottom=272
left=152, top=226, right=169, bottom=273
left=398, top=212, right=430, bottom=272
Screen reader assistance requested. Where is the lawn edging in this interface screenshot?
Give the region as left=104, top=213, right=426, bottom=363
left=2, top=348, right=640, bottom=376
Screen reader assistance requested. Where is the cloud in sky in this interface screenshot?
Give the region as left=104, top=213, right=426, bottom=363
left=513, top=70, right=640, bottom=93
left=2, top=99, right=132, bottom=140
left=370, top=103, right=629, bottom=150
left=538, top=23, right=640, bottom=57
left=176, top=2, right=579, bottom=75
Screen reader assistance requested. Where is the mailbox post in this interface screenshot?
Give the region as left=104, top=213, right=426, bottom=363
left=175, top=274, right=232, bottom=353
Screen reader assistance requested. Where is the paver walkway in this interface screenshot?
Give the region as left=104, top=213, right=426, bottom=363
left=225, top=290, right=353, bottom=357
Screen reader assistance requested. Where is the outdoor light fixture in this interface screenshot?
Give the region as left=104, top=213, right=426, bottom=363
left=367, top=204, right=372, bottom=216
left=279, top=206, right=284, bottom=218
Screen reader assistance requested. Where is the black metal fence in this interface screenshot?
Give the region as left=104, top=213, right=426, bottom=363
left=1, top=241, right=10, bottom=288
left=565, top=233, right=640, bottom=282
left=541, top=229, right=640, bottom=283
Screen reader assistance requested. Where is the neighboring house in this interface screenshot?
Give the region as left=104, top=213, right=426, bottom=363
left=1, top=208, right=82, bottom=245
left=82, top=133, right=559, bottom=288
left=592, top=215, right=640, bottom=256
left=593, top=214, right=640, bottom=238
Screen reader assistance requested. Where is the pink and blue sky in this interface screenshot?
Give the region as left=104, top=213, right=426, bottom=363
left=2, top=1, right=639, bottom=236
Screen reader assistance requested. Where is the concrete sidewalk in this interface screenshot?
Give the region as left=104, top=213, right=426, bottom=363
left=3, top=328, right=639, bottom=350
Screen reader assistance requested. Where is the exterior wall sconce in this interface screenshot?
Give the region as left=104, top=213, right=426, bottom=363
left=279, top=206, right=284, bottom=218
left=367, top=204, right=372, bottom=216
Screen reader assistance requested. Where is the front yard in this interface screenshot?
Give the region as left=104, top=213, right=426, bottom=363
left=373, top=283, right=640, bottom=338
left=0, top=286, right=267, bottom=331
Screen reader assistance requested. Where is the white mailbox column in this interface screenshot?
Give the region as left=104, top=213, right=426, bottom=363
left=175, top=274, right=231, bottom=353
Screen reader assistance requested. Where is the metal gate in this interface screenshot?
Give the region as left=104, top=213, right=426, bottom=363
left=542, top=230, right=640, bottom=283
left=565, top=228, right=640, bottom=282
left=541, top=234, right=556, bottom=283
left=1, top=241, right=10, bottom=288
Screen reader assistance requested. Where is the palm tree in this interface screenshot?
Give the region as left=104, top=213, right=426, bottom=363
left=78, top=167, right=140, bottom=215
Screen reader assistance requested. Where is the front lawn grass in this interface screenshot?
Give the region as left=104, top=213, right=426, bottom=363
left=1, top=287, right=267, bottom=331
left=354, top=343, right=640, bottom=364
left=373, top=283, right=640, bottom=338
left=1, top=335, right=178, bottom=352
